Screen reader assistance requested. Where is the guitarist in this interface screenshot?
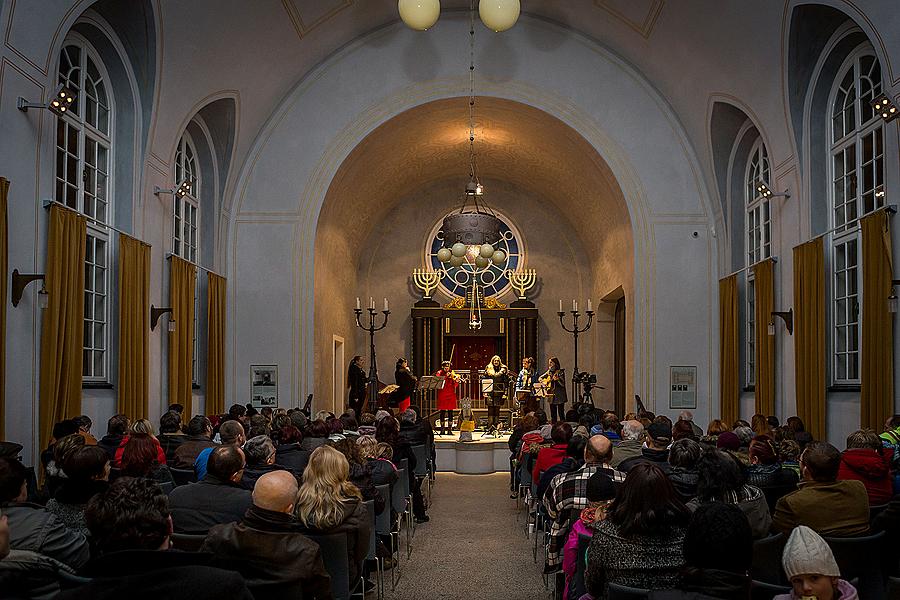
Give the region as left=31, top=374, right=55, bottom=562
left=540, top=356, right=568, bottom=423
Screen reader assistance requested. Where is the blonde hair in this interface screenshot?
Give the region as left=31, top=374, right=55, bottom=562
left=485, top=355, right=505, bottom=376
left=131, top=418, right=155, bottom=436
left=295, top=445, right=362, bottom=529
left=374, top=442, right=394, bottom=461
left=356, top=434, right=378, bottom=458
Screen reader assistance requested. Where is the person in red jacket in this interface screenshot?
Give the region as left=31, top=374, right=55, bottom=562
left=838, top=429, right=893, bottom=505
left=533, top=422, right=574, bottom=482
left=114, top=419, right=167, bottom=468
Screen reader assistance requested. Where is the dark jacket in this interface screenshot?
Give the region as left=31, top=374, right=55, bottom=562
left=58, top=549, right=254, bottom=600
left=668, top=467, right=699, bottom=501
left=0, top=549, right=75, bottom=600
left=240, top=463, right=289, bottom=490
left=45, top=479, right=109, bottom=534
left=300, top=436, right=328, bottom=453
left=399, top=420, right=427, bottom=447
left=275, top=443, right=310, bottom=477
left=97, top=434, right=124, bottom=462
left=349, top=461, right=385, bottom=515
left=348, top=363, right=367, bottom=400
left=367, top=457, right=399, bottom=487
left=618, top=447, right=672, bottom=474
left=1, top=502, right=90, bottom=570
left=772, top=479, right=870, bottom=537
left=745, top=463, right=800, bottom=489
left=172, top=436, right=218, bottom=470
left=203, top=506, right=333, bottom=600
left=168, top=475, right=253, bottom=533
left=158, top=433, right=190, bottom=463
left=388, top=368, right=417, bottom=407
left=297, top=498, right=370, bottom=582
left=649, top=568, right=752, bottom=600
left=609, top=439, right=643, bottom=468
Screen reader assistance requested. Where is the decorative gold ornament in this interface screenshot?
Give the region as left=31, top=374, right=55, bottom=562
left=412, top=268, right=441, bottom=299
left=506, top=268, right=536, bottom=300
left=483, top=296, right=507, bottom=310
left=444, top=296, right=466, bottom=310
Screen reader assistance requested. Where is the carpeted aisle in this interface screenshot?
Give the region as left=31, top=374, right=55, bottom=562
left=390, top=472, right=547, bottom=599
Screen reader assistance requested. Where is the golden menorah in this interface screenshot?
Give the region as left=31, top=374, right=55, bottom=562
left=506, top=268, right=536, bottom=300
left=412, top=268, right=441, bottom=299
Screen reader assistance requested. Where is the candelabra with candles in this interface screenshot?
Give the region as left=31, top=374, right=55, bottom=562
left=557, top=299, right=594, bottom=406
left=354, top=297, right=390, bottom=410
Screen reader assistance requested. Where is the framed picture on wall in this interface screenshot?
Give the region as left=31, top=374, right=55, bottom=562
left=669, top=366, right=697, bottom=409
left=250, top=365, right=278, bottom=408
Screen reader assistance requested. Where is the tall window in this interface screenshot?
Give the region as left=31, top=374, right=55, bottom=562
left=744, top=139, right=771, bottom=386
left=55, top=39, right=113, bottom=382
left=173, top=133, right=200, bottom=385
left=829, top=49, right=884, bottom=384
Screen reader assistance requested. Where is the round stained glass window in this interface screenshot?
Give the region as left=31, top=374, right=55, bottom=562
left=426, top=210, right=523, bottom=298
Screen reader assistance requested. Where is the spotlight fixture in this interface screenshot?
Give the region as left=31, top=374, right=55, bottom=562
left=150, top=305, right=176, bottom=332
left=872, top=94, right=899, bottom=122
left=17, top=84, right=76, bottom=116
left=889, top=280, right=900, bottom=314
left=153, top=180, right=191, bottom=198
left=768, top=308, right=793, bottom=336
left=756, top=182, right=791, bottom=200
left=11, top=270, right=46, bottom=308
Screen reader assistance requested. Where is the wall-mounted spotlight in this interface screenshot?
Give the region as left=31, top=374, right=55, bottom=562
left=768, top=308, right=793, bottom=335
left=888, top=280, right=900, bottom=313
left=17, top=84, right=76, bottom=116
left=153, top=180, right=191, bottom=199
left=150, top=305, right=176, bottom=332
left=756, top=182, right=791, bottom=200
left=11, top=270, right=48, bottom=308
left=872, top=95, right=898, bottom=122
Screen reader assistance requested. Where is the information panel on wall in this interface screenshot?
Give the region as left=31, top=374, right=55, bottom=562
left=669, top=366, right=697, bottom=409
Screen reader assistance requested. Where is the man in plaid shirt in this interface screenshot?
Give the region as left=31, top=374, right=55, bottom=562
left=542, top=435, right=625, bottom=572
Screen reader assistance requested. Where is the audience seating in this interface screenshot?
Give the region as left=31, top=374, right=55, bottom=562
left=751, top=533, right=787, bottom=585
left=170, top=467, right=196, bottom=486
left=170, top=532, right=208, bottom=552
left=306, top=531, right=363, bottom=600
left=823, top=531, right=888, bottom=598
left=759, top=483, right=797, bottom=513
left=362, top=499, right=383, bottom=600
left=607, top=582, right=650, bottom=599
left=750, top=579, right=791, bottom=599
left=410, top=444, right=431, bottom=504
left=571, top=532, right=591, bottom=600
left=392, top=466, right=412, bottom=557
left=870, top=503, right=889, bottom=523
left=108, top=467, right=122, bottom=481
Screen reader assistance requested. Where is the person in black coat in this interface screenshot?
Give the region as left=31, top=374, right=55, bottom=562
left=347, top=355, right=368, bottom=415
left=376, top=415, right=427, bottom=522
left=388, top=358, right=417, bottom=412
left=168, top=446, right=252, bottom=533
left=271, top=425, right=310, bottom=478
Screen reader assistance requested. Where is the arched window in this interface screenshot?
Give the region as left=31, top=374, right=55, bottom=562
left=744, top=138, right=771, bottom=387
left=173, top=132, right=201, bottom=385
left=54, top=37, right=113, bottom=382
left=828, top=47, right=884, bottom=384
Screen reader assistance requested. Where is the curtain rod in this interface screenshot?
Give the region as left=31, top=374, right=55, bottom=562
left=43, top=200, right=150, bottom=246
left=723, top=256, right=779, bottom=280
left=165, top=253, right=224, bottom=279
left=799, top=204, right=897, bottom=247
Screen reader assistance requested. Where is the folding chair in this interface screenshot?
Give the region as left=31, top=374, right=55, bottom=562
left=170, top=532, right=208, bottom=552
left=410, top=444, right=431, bottom=507
left=170, top=467, right=196, bottom=486
left=751, top=533, right=787, bottom=585
left=362, top=499, right=383, bottom=600
left=824, top=531, right=888, bottom=598
left=375, top=484, right=396, bottom=593
left=305, top=532, right=363, bottom=600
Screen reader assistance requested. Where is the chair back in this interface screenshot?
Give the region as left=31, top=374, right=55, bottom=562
left=170, top=467, right=196, bottom=486
left=397, top=458, right=409, bottom=479
left=362, top=499, right=376, bottom=561
left=607, top=582, right=650, bottom=599
left=750, top=579, right=791, bottom=599
left=170, top=532, right=207, bottom=552
left=159, top=480, right=175, bottom=495
left=519, top=461, right=533, bottom=491
left=375, top=484, right=392, bottom=535
left=751, top=533, right=787, bottom=585
left=306, top=532, right=352, bottom=600
left=108, top=466, right=122, bottom=481
left=410, top=445, right=428, bottom=477
left=392, top=470, right=408, bottom=514
left=870, top=503, right=889, bottom=523
left=570, top=532, right=591, bottom=600
left=759, top=483, right=797, bottom=513
left=823, top=531, right=888, bottom=598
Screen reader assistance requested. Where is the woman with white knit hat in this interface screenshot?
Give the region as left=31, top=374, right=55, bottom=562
left=774, top=525, right=858, bottom=600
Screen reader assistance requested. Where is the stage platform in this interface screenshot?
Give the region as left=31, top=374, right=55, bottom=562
left=434, top=431, right=511, bottom=474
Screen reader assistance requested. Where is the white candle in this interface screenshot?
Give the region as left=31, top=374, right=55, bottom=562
left=370, top=297, right=374, bottom=310
left=559, top=300, right=563, bottom=312
left=384, top=298, right=388, bottom=311
left=356, top=297, right=360, bottom=310
left=572, top=299, right=577, bottom=312
left=575, top=301, right=579, bottom=312
left=587, top=299, right=592, bottom=312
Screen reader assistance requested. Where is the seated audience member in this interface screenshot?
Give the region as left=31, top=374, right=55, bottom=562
left=203, top=471, right=332, bottom=600
left=678, top=410, right=704, bottom=438
left=746, top=435, right=799, bottom=488
left=295, top=446, right=371, bottom=586
left=668, top=438, right=701, bottom=501
left=585, top=463, right=691, bottom=595
left=537, top=435, right=588, bottom=502
left=780, top=439, right=802, bottom=478
left=533, top=422, right=573, bottom=482
left=670, top=502, right=753, bottom=598
left=120, top=433, right=176, bottom=487
left=509, top=414, right=540, bottom=497
left=97, top=414, right=130, bottom=462
left=773, top=525, right=859, bottom=600
left=45, top=432, right=85, bottom=496
left=701, top=419, right=729, bottom=448
left=248, top=414, right=271, bottom=438
left=332, top=438, right=384, bottom=516
left=837, top=429, right=893, bottom=505
left=610, top=420, right=644, bottom=468
left=751, top=413, right=773, bottom=438
left=222, top=403, right=248, bottom=427
left=357, top=436, right=399, bottom=487
left=241, top=435, right=285, bottom=490
left=733, top=425, right=754, bottom=449
left=592, top=413, right=621, bottom=442
left=158, top=411, right=189, bottom=463
left=46, top=445, right=110, bottom=533
left=618, top=421, right=672, bottom=473
left=301, top=419, right=330, bottom=452
left=689, top=449, right=772, bottom=538
left=786, top=416, right=806, bottom=435
left=339, top=413, right=360, bottom=438
left=196, top=420, right=245, bottom=480
left=168, top=445, right=252, bottom=533
left=74, top=415, right=98, bottom=445
left=0, top=456, right=89, bottom=569
left=562, top=471, right=616, bottom=600
left=773, top=441, right=869, bottom=536
left=114, top=419, right=167, bottom=468
left=671, top=419, right=697, bottom=442
left=272, top=424, right=309, bottom=477
left=173, top=416, right=217, bottom=469
left=41, top=420, right=80, bottom=473
left=377, top=415, right=427, bottom=522
left=398, top=408, right=427, bottom=447
left=59, top=477, right=253, bottom=600
left=544, top=435, right=625, bottom=572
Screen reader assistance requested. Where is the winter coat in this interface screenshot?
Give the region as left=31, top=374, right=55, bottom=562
left=609, top=439, right=643, bottom=468
left=45, top=479, right=109, bottom=534
left=745, top=463, right=800, bottom=488
left=838, top=447, right=894, bottom=505
left=168, top=475, right=253, bottom=533
left=533, top=444, right=569, bottom=482
left=367, top=457, right=399, bottom=487
left=772, top=479, right=870, bottom=537
left=618, top=447, right=672, bottom=474
left=275, top=443, right=310, bottom=477
left=96, top=434, right=124, bottom=462
left=172, top=435, right=218, bottom=469
left=688, top=485, right=772, bottom=539
left=0, top=502, right=89, bottom=570
left=668, top=467, right=699, bottom=501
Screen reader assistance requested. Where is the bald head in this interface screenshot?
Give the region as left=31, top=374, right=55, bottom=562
left=585, top=434, right=613, bottom=465
left=252, top=470, right=299, bottom=514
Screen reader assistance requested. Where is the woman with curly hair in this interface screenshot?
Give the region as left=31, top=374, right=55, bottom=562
left=689, top=449, right=772, bottom=538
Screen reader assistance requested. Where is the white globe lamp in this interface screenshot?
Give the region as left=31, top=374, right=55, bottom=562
left=398, top=0, right=440, bottom=31
left=479, top=0, right=520, bottom=32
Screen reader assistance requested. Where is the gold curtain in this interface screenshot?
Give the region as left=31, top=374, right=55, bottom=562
left=168, top=256, right=197, bottom=417
left=753, top=258, right=776, bottom=416
left=719, top=275, right=740, bottom=425
left=0, top=178, right=8, bottom=438
left=39, top=205, right=86, bottom=450
left=117, top=235, right=150, bottom=419
left=793, top=238, right=825, bottom=441
left=206, top=272, right=227, bottom=416
left=861, top=210, right=893, bottom=431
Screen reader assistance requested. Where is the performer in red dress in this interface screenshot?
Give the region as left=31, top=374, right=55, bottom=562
left=435, top=360, right=459, bottom=436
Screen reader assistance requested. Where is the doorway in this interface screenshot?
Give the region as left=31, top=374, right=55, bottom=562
left=332, top=335, right=345, bottom=414
left=614, top=298, right=626, bottom=416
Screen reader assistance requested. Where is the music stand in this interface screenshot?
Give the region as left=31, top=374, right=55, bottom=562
left=418, top=376, right=446, bottom=391
left=533, top=381, right=548, bottom=413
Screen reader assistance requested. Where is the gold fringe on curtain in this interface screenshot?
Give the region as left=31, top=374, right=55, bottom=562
left=0, top=178, right=8, bottom=438
left=753, top=258, right=776, bottom=417
left=168, top=256, right=197, bottom=417
left=793, top=238, right=825, bottom=441
left=39, top=205, right=86, bottom=450
left=118, top=235, right=150, bottom=419
left=861, top=210, right=893, bottom=431
left=206, top=272, right=227, bottom=416
left=719, top=275, right=740, bottom=425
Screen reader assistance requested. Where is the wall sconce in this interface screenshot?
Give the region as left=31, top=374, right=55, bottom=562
left=11, top=270, right=48, bottom=308
left=150, top=305, right=176, bottom=332
left=768, top=308, right=793, bottom=335
left=756, top=182, right=791, bottom=200
left=889, top=280, right=900, bottom=313
left=872, top=95, right=898, bottom=122
left=17, top=84, right=76, bottom=116
left=153, top=180, right=191, bottom=198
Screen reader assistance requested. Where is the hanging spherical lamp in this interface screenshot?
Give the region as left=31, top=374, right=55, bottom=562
left=436, top=247, right=452, bottom=263
left=479, top=0, right=520, bottom=32
left=451, top=242, right=467, bottom=257
left=398, top=0, right=440, bottom=31
left=475, top=256, right=490, bottom=269
left=479, top=243, right=494, bottom=258
left=491, top=249, right=506, bottom=265
left=449, top=255, right=465, bottom=268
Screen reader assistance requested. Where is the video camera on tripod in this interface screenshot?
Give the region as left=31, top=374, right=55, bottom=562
left=573, top=371, right=603, bottom=409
